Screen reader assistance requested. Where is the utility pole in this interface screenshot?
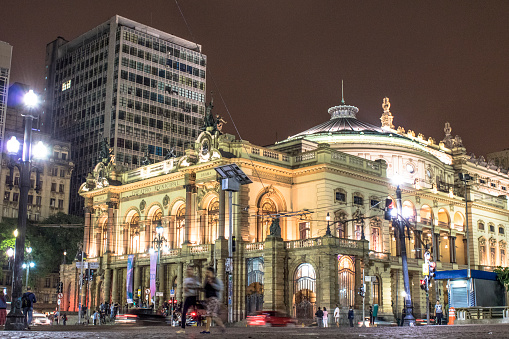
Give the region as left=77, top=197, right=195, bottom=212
left=362, top=268, right=366, bottom=327
left=395, top=185, right=416, bottom=326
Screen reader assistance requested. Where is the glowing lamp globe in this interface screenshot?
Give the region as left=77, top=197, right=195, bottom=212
left=24, top=90, right=38, bottom=108
left=149, top=248, right=155, bottom=255
left=29, top=262, right=35, bottom=268
left=26, top=247, right=32, bottom=254
left=32, top=141, right=48, bottom=160
left=156, top=225, right=164, bottom=235
left=6, top=248, right=14, bottom=257
left=6, top=136, right=20, bottom=154
left=22, top=263, right=26, bottom=269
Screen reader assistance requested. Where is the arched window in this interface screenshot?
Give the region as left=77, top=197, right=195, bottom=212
left=372, top=276, right=381, bottom=306
left=370, top=218, right=381, bottom=252
left=176, top=205, right=185, bottom=248
left=453, top=212, right=465, bottom=232
left=402, top=201, right=416, bottom=223
left=294, top=263, right=316, bottom=319
left=258, top=199, right=276, bottom=242
left=437, top=209, right=450, bottom=228
left=478, top=221, right=485, bottom=231
left=208, top=200, right=219, bottom=243
left=420, top=205, right=432, bottom=225
left=129, top=214, right=140, bottom=254
left=338, top=256, right=355, bottom=307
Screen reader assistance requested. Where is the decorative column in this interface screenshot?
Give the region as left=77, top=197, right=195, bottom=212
left=84, top=206, right=92, bottom=255
left=263, top=235, right=286, bottom=312
left=450, top=236, right=457, bottom=263
left=197, top=210, right=207, bottom=243
left=218, top=182, right=226, bottom=239
left=107, top=202, right=115, bottom=254
left=112, top=268, right=119, bottom=304
left=168, top=216, right=175, bottom=248
left=184, top=184, right=195, bottom=244
left=133, top=263, right=141, bottom=305
left=103, top=269, right=112, bottom=304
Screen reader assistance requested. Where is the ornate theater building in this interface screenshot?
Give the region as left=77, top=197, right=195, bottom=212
left=60, top=97, right=509, bottom=323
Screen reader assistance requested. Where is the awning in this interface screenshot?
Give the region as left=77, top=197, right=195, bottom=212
left=434, top=269, right=498, bottom=281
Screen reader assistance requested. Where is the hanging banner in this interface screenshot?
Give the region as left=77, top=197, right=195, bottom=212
left=150, top=251, right=158, bottom=300
left=126, top=255, right=134, bottom=303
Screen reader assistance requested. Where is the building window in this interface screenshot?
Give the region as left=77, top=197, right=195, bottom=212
left=370, top=218, right=382, bottom=252
left=36, top=196, right=42, bottom=206
left=27, top=195, right=33, bottom=205
left=370, top=199, right=380, bottom=208
left=43, top=294, right=49, bottom=303
left=499, top=226, right=505, bottom=235
left=335, top=191, right=346, bottom=203
left=59, top=184, right=65, bottom=193
left=489, top=224, right=495, bottom=233
left=501, top=248, right=506, bottom=267
left=353, top=195, right=364, bottom=206
left=338, top=256, right=355, bottom=308
left=14, top=176, right=19, bottom=185
left=58, top=200, right=64, bottom=209
left=372, top=276, right=381, bottom=306
left=51, top=183, right=57, bottom=192
left=60, top=169, right=65, bottom=178
left=3, top=192, right=9, bottom=201
left=13, top=193, right=19, bottom=202
left=479, top=238, right=487, bottom=266
left=478, top=222, right=485, bottom=231
left=206, top=200, right=219, bottom=244
left=45, top=278, right=51, bottom=288
left=50, top=198, right=56, bottom=207
left=490, top=245, right=496, bottom=266
left=299, top=222, right=310, bottom=240
left=335, top=211, right=347, bottom=238
left=175, top=205, right=185, bottom=248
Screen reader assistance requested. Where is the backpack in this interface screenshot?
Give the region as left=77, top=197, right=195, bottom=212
left=21, top=293, right=32, bottom=308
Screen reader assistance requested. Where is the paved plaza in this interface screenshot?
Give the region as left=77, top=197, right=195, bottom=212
left=1, top=324, right=509, bottom=339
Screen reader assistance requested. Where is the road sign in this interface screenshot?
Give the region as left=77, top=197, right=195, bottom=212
left=58, top=293, right=63, bottom=299
left=57, top=299, right=61, bottom=305
left=225, top=258, right=233, bottom=273
left=88, top=262, right=99, bottom=269
left=422, top=263, right=429, bottom=276
left=170, top=289, right=175, bottom=297
left=76, top=262, right=87, bottom=269
left=156, top=292, right=163, bottom=297
left=145, top=288, right=150, bottom=295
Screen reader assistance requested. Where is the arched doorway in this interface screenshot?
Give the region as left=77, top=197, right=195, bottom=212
left=294, top=263, right=316, bottom=319
left=246, top=257, right=264, bottom=315
left=338, top=256, right=355, bottom=307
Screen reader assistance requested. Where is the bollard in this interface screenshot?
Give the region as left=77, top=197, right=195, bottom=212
left=447, top=307, right=455, bottom=325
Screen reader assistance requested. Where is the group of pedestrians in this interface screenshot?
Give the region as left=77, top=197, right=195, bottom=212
left=315, top=305, right=356, bottom=328
left=176, top=266, right=226, bottom=334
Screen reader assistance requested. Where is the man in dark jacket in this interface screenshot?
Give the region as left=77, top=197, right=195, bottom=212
left=22, top=287, right=37, bottom=329
left=315, top=307, right=324, bottom=328
left=348, top=306, right=354, bottom=327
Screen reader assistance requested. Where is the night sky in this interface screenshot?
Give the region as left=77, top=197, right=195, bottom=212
left=2, top=1, right=509, bottom=158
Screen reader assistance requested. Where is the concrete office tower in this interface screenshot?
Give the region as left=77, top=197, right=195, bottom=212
left=0, top=41, right=13, bottom=156
left=45, top=15, right=207, bottom=215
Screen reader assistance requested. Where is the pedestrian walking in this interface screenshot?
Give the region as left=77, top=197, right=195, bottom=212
left=315, top=307, right=324, bottom=328
left=177, top=266, right=201, bottom=334
left=334, top=304, right=340, bottom=327
left=93, top=310, right=99, bottom=326
left=435, top=300, right=443, bottom=325
left=323, top=307, right=329, bottom=328
left=201, top=267, right=226, bottom=334
left=61, top=313, right=67, bottom=325
left=348, top=306, right=354, bottom=327
left=21, top=287, right=37, bottom=329
left=0, top=290, right=7, bottom=326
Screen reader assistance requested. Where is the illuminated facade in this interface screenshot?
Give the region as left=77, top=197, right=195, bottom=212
left=62, top=97, right=509, bottom=323
left=45, top=15, right=206, bottom=214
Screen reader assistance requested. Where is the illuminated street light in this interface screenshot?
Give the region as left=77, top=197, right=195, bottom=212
left=23, top=90, right=38, bottom=108
left=13, top=229, right=18, bottom=238
left=6, top=136, right=20, bottom=154
left=26, top=247, right=32, bottom=254
left=6, top=248, right=14, bottom=258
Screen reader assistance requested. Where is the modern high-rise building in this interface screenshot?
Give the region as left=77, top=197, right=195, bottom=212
left=45, top=15, right=207, bottom=215
left=0, top=41, right=13, bottom=157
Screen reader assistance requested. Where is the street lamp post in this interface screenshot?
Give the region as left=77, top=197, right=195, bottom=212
left=394, top=181, right=416, bottom=326
left=152, top=222, right=166, bottom=309
left=5, top=90, right=47, bottom=331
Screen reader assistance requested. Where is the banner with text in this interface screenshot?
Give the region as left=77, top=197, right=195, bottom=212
left=150, top=252, right=158, bottom=301
left=126, top=255, right=134, bottom=303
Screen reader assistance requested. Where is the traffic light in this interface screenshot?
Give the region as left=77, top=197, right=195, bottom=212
left=56, top=282, right=62, bottom=294
left=384, top=198, right=396, bottom=220
left=420, top=278, right=427, bottom=291
left=232, top=236, right=236, bottom=253
left=429, top=262, right=436, bottom=278
left=358, top=285, right=365, bottom=298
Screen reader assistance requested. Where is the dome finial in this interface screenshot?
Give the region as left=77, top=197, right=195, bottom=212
left=341, top=80, right=345, bottom=104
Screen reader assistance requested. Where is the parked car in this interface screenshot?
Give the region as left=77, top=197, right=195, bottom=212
left=115, top=308, right=168, bottom=326
left=32, top=312, right=51, bottom=326
left=186, top=302, right=207, bottom=326
left=247, top=311, right=296, bottom=327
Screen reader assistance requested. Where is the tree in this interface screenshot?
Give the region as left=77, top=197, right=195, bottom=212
left=494, top=266, right=509, bottom=288
left=27, top=213, right=84, bottom=280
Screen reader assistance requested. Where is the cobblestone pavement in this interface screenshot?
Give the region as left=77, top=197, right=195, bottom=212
left=1, top=324, right=509, bottom=338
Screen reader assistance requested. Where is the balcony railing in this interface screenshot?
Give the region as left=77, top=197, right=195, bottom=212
left=245, top=242, right=264, bottom=252
left=286, top=238, right=322, bottom=249
left=189, top=244, right=211, bottom=254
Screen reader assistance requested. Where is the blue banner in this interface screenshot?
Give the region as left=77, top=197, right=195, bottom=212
left=126, top=255, right=134, bottom=303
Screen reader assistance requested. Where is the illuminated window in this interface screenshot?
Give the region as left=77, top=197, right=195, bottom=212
left=61, top=80, right=71, bottom=91
left=299, top=222, right=310, bottom=240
